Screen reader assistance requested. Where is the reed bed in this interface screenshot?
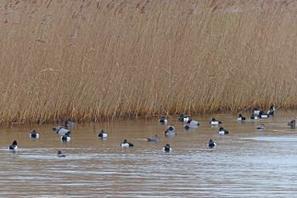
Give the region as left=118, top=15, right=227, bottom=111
left=1, top=0, right=297, bottom=124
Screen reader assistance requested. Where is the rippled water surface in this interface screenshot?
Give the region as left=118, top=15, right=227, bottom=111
left=1, top=112, right=297, bottom=197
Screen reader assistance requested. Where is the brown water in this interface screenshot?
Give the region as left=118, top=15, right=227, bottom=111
left=1, top=112, right=297, bottom=197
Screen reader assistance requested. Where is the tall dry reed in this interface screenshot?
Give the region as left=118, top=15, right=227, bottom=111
left=0, top=0, right=297, bottom=124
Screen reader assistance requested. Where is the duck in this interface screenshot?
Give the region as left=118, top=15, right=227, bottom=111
left=237, top=114, right=246, bottom=121
left=209, top=118, right=222, bottom=126
left=164, top=126, right=176, bottom=136
left=187, top=119, right=200, bottom=126
left=288, top=120, right=296, bottom=129
left=256, top=124, right=265, bottom=130
left=64, top=119, right=75, bottom=129
left=57, top=150, right=66, bottom=158
left=61, top=134, right=71, bottom=142
left=208, top=139, right=216, bottom=149
left=159, top=116, right=168, bottom=124
left=29, top=129, right=40, bottom=139
left=253, top=108, right=261, bottom=116
left=267, top=105, right=275, bottom=116
left=218, top=127, right=229, bottom=135
left=163, top=144, right=172, bottom=152
left=98, top=129, right=108, bottom=139
left=259, top=111, right=269, bottom=119
left=146, top=135, right=160, bottom=142
left=8, top=140, right=18, bottom=152
left=52, top=126, right=71, bottom=136
left=250, top=113, right=259, bottom=120
left=184, top=119, right=200, bottom=129
left=178, top=113, right=191, bottom=122
left=120, top=139, right=134, bottom=148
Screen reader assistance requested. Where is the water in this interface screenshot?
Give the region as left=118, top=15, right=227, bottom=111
left=1, top=112, right=297, bottom=197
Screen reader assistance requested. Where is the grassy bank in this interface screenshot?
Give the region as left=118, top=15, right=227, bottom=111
left=1, top=0, right=297, bottom=124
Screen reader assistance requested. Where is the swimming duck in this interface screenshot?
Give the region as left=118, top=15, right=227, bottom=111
left=57, top=150, right=66, bottom=158
left=29, top=129, right=40, bottom=139
left=159, top=116, right=168, bottom=124
left=237, top=114, right=246, bottom=121
left=288, top=120, right=296, bottom=129
left=209, top=118, right=222, bottom=126
left=184, top=119, right=200, bottom=129
left=64, top=119, right=75, bottom=129
left=256, top=124, right=265, bottom=130
left=163, top=144, right=172, bottom=152
left=187, top=119, right=200, bottom=126
left=267, top=105, right=275, bottom=116
left=146, top=135, right=160, bottom=142
left=178, top=114, right=191, bottom=122
left=120, top=139, right=134, bottom=148
left=61, top=134, right=71, bottom=142
left=253, top=108, right=261, bottom=116
left=250, top=113, right=259, bottom=120
left=164, top=126, right=176, bottom=136
left=208, top=139, right=216, bottom=149
left=218, top=127, right=229, bottom=135
left=8, top=140, right=18, bottom=152
left=98, top=129, right=108, bottom=139
left=259, top=111, right=269, bottom=119
left=52, top=126, right=71, bottom=136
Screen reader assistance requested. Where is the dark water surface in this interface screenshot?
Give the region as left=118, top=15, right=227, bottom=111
left=1, top=112, right=297, bottom=197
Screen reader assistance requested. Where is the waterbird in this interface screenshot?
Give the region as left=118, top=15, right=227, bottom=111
left=259, top=111, right=269, bottom=119
left=57, top=150, right=66, bottom=158
left=256, top=124, right=265, bottom=130
left=8, top=140, right=18, bottom=152
left=178, top=114, right=191, bottom=122
left=250, top=113, right=259, bottom=120
left=64, top=119, right=75, bottom=129
left=218, top=127, right=229, bottom=135
left=146, top=135, right=160, bottom=142
left=208, top=139, right=216, bottom=149
left=52, top=126, right=71, bottom=136
left=164, top=126, right=176, bottom=136
left=163, top=144, right=172, bottom=152
left=267, top=105, right=275, bottom=116
left=184, top=119, right=200, bottom=130
left=253, top=108, right=261, bottom=116
left=98, top=129, right=108, bottom=139
left=61, top=134, right=71, bottom=142
left=237, top=114, right=246, bottom=121
left=159, top=116, right=168, bottom=124
left=186, top=119, right=200, bottom=126
left=29, top=129, right=40, bottom=139
left=120, top=139, right=134, bottom=148
left=209, top=118, right=222, bottom=126
left=288, top=120, right=296, bottom=129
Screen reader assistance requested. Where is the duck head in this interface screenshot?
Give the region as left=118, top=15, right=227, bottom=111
left=12, top=140, right=17, bottom=146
